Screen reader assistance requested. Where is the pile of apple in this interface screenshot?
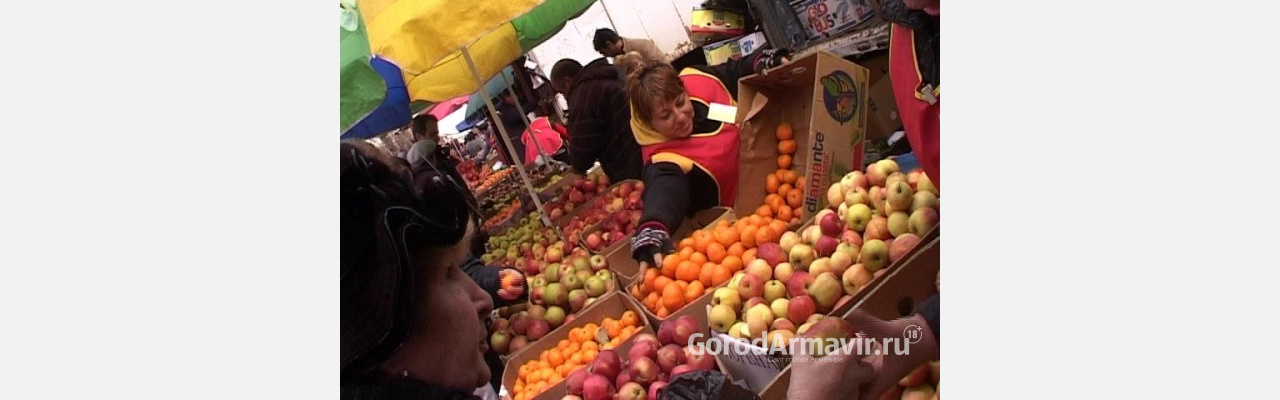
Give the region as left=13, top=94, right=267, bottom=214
left=823, top=159, right=940, bottom=289
left=880, top=362, right=940, bottom=400
left=581, top=181, right=645, bottom=253
left=705, top=237, right=853, bottom=345
left=490, top=304, right=557, bottom=356
left=564, top=316, right=717, bottom=400
left=543, top=173, right=610, bottom=222
left=482, top=198, right=523, bottom=232
left=481, top=212, right=584, bottom=275
left=529, top=255, right=618, bottom=315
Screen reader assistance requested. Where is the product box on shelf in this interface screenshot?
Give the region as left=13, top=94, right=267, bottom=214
left=703, top=32, right=768, bottom=66
left=690, top=8, right=747, bottom=44
left=791, top=0, right=876, bottom=41
left=500, top=292, right=654, bottom=400
left=735, top=51, right=869, bottom=226
left=756, top=233, right=940, bottom=400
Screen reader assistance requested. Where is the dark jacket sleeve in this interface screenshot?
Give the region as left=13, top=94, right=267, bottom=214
left=639, top=162, right=690, bottom=233
left=699, top=48, right=774, bottom=100
left=461, top=255, right=527, bottom=308
left=918, top=293, right=939, bottom=340
left=566, top=81, right=616, bottom=174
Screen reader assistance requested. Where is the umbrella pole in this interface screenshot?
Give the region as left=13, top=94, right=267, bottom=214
left=463, top=47, right=564, bottom=243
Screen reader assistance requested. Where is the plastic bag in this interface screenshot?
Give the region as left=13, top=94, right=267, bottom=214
left=659, top=370, right=760, bottom=400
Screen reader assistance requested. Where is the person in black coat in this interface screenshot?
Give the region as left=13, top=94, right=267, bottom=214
left=549, top=57, right=644, bottom=182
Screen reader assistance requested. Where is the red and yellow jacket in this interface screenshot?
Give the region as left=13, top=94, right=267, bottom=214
left=631, top=68, right=741, bottom=206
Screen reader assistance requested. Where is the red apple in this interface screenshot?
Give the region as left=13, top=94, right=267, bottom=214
left=567, top=368, right=591, bottom=396
left=787, top=295, right=818, bottom=324
left=628, top=338, right=660, bottom=363
left=815, top=236, right=839, bottom=258
left=669, top=364, right=696, bottom=378
left=683, top=345, right=717, bottom=371
left=889, top=233, right=921, bottom=263
left=756, top=242, right=786, bottom=266
left=672, top=315, right=700, bottom=347
left=633, top=333, right=661, bottom=349
left=630, top=356, right=660, bottom=386
left=648, top=381, right=668, bottom=400
left=819, top=212, right=844, bottom=237
left=582, top=374, right=614, bottom=400
left=657, top=344, right=686, bottom=373
left=614, top=369, right=630, bottom=391
left=786, top=272, right=814, bottom=298
left=591, top=349, right=623, bottom=380
left=737, top=274, right=765, bottom=300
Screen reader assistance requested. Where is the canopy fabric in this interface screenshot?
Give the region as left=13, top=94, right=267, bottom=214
left=427, top=95, right=470, bottom=120
left=339, top=1, right=384, bottom=133
left=341, top=57, right=411, bottom=139
left=359, top=0, right=596, bottom=102
left=465, top=67, right=518, bottom=119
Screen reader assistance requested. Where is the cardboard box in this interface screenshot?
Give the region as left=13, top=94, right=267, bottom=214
left=865, top=76, right=902, bottom=140
left=757, top=234, right=940, bottom=400
left=603, top=207, right=735, bottom=289
left=703, top=32, right=769, bottom=66
left=500, top=292, right=654, bottom=400
left=791, top=0, right=876, bottom=41
left=625, top=207, right=736, bottom=329
left=735, top=51, right=869, bottom=225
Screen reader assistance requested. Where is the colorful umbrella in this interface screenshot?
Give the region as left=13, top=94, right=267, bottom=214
left=426, top=95, right=470, bottom=120
left=339, top=0, right=384, bottom=133
left=341, top=57, right=411, bottom=139
left=357, top=0, right=595, bottom=102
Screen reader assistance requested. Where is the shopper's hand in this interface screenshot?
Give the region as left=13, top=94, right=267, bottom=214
left=497, top=269, right=526, bottom=301
left=788, top=321, right=875, bottom=400
left=846, top=310, right=940, bottom=399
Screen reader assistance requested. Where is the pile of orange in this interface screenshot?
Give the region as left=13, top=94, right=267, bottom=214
left=757, top=123, right=805, bottom=225
left=511, top=311, right=642, bottom=400
left=629, top=216, right=790, bottom=317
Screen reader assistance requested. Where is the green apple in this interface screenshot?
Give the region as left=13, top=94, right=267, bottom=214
left=860, top=240, right=889, bottom=273
left=845, top=203, right=872, bottom=232
left=708, top=304, right=737, bottom=333
left=888, top=211, right=911, bottom=237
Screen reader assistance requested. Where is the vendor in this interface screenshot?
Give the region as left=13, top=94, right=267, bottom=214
left=623, top=49, right=788, bottom=267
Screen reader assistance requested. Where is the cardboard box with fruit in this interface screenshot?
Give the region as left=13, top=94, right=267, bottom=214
left=756, top=235, right=941, bottom=400
left=500, top=292, right=653, bottom=400
left=560, top=314, right=728, bottom=400
left=735, top=51, right=869, bottom=230
left=626, top=207, right=739, bottom=328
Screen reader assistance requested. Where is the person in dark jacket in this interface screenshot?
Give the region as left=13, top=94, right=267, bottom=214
left=341, top=141, right=498, bottom=400
left=493, top=91, right=531, bottom=166
left=622, top=48, right=788, bottom=267
left=549, top=58, right=644, bottom=183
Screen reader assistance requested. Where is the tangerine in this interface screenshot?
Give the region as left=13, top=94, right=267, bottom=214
left=662, top=284, right=686, bottom=311
left=778, top=155, right=792, bottom=169
left=787, top=188, right=804, bottom=209
left=778, top=139, right=797, bottom=155
left=706, top=242, right=727, bottom=264
left=766, top=174, right=781, bottom=193
left=776, top=123, right=794, bottom=140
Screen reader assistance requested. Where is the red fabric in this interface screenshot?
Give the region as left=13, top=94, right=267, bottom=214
left=521, top=117, right=565, bottom=165
left=640, top=71, right=741, bottom=206
left=888, top=23, right=940, bottom=189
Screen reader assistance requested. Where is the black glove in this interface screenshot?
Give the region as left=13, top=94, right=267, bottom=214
left=630, top=225, right=674, bottom=267
left=752, top=48, right=792, bottom=75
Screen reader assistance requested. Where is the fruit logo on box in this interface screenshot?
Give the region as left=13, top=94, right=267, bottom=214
left=820, top=71, right=859, bottom=124
left=805, top=132, right=831, bottom=214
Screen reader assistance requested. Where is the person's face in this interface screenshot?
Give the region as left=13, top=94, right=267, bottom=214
left=552, top=77, right=573, bottom=94
left=647, top=91, right=695, bottom=139
left=602, top=41, right=624, bottom=57
left=381, top=221, right=495, bottom=390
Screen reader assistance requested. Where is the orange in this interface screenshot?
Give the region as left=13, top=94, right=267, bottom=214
left=755, top=204, right=773, bottom=218
left=684, top=280, right=705, bottom=303
left=777, top=183, right=793, bottom=198
left=582, top=340, right=598, bottom=352
left=716, top=219, right=731, bottom=229
left=661, top=257, right=679, bottom=279
left=630, top=284, right=645, bottom=299
left=679, top=237, right=695, bottom=250
left=657, top=306, right=670, bottom=318
left=558, top=339, right=570, bottom=350
left=621, top=325, right=637, bottom=338
left=662, top=283, right=686, bottom=311
left=621, top=311, right=639, bottom=327
left=722, top=255, right=743, bottom=273
left=787, top=188, right=804, bottom=209
left=778, top=139, right=797, bottom=155
left=769, top=220, right=789, bottom=237
left=739, top=225, right=758, bottom=248
left=676, top=261, right=700, bottom=282
left=582, top=348, right=597, bottom=361
left=711, top=264, right=733, bottom=286
left=549, top=351, right=564, bottom=367
left=754, top=225, right=778, bottom=245
left=715, top=228, right=737, bottom=248
left=765, top=174, right=780, bottom=193
left=644, top=268, right=661, bottom=293
left=706, top=242, right=727, bottom=264
left=781, top=170, right=800, bottom=185
left=675, top=280, right=689, bottom=294
left=698, top=262, right=715, bottom=287
left=606, top=319, right=623, bottom=338
left=727, top=242, right=746, bottom=257
left=776, top=123, right=794, bottom=140
left=570, top=352, right=583, bottom=365
left=663, top=254, right=682, bottom=270
left=775, top=169, right=789, bottom=181
left=654, top=276, right=674, bottom=294
left=778, top=155, right=792, bottom=170
left=688, top=252, right=708, bottom=266
left=778, top=204, right=794, bottom=222
left=679, top=246, right=695, bottom=261
left=765, top=194, right=785, bottom=212
left=693, top=230, right=714, bottom=253
left=743, top=248, right=758, bottom=265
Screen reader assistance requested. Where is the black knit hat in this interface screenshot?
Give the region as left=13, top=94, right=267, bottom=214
left=340, top=142, right=471, bottom=384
